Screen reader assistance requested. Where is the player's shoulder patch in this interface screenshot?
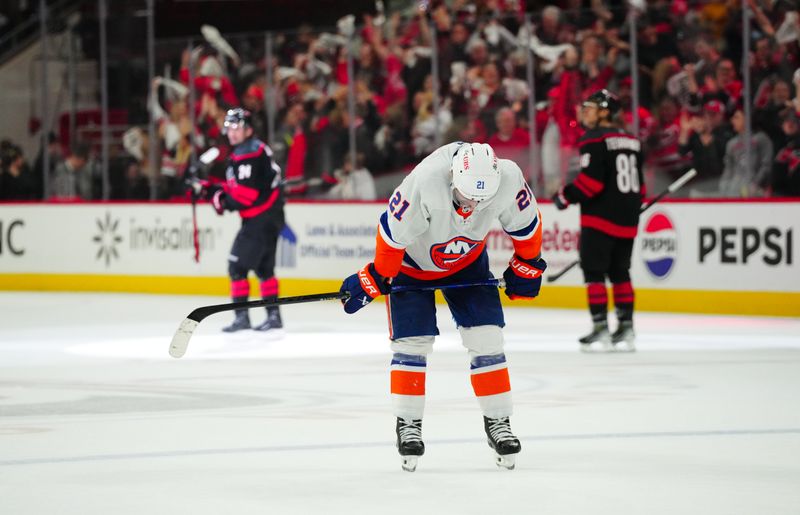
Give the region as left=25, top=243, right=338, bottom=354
left=580, top=153, right=591, bottom=168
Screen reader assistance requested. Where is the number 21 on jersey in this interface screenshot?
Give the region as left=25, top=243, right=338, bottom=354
left=615, top=154, right=639, bottom=193
left=389, top=191, right=410, bottom=221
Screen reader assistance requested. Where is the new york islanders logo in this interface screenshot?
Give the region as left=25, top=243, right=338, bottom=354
left=430, top=236, right=481, bottom=269
left=640, top=212, right=677, bottom=279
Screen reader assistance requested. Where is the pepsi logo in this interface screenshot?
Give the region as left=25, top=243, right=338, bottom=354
left=430, top=236, right=481, bottom=269
left=640, top=212, right=677, bottom=279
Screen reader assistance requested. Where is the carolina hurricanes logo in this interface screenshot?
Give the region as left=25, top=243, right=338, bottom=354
left=430, top=236, right=482, bottom=269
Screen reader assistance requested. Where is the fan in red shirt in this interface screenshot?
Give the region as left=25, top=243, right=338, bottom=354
left=487, top=107, right=531, bottom=178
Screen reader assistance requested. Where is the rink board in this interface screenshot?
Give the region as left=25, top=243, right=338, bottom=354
left=0, top=201, right=798, bottom=316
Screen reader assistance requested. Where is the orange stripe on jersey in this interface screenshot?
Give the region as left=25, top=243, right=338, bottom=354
left=470, top=368, right=511, bottom=397
left=391, top=370, right=426, bottom=395
left=512, top=209, right=543, bottom=260
left=374, top=232, right=405, bottom=278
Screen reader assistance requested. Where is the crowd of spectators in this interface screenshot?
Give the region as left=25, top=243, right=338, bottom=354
left=3, top=0, right=800, bottom=201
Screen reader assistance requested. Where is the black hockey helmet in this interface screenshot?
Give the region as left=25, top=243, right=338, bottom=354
left=582, top=89, right=621, bottom=117
left=223, top=108, right=252, bottom=133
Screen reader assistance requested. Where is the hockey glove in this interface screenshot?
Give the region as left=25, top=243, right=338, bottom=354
left=551, top=187, right=570, bottom=210
left=340, top=263, right=391, bottom=314
left=184, top=177, right=209, bottom=201
left=210, top=189, right=227, bottom=215
left=503, top=255, right=547, bottom=300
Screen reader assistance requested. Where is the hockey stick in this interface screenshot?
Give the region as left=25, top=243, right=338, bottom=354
left=187, top=147, right=220, bottom=263
left=281, top=174, right=339, bottom=196
left=168, top=278, right=506, bottom=358
left=546, top=168, right=697, bottom=283
left=391, top=277, right=504, bottom=294
left=282, top=176, right=326, bottom=187
left=639, top=168, right=697, bottom=213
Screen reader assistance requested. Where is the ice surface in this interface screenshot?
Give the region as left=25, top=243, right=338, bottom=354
left=1, top=292, right=799, bottom=514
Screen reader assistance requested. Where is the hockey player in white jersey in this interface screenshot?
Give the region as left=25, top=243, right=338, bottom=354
left=339, top=142, right=546, bottom=471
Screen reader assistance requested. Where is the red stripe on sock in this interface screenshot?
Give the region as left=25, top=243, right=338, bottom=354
left=260, top=277, right=279, bottom=297
left=613, top=282, right=633, bottom=295
left=613, top=282, right=634, bottom=304
left=587, top=283, right=607, bottom=305
left=231, top=279, right=250, bottom=297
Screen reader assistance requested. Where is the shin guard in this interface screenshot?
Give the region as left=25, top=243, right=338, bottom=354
left=586, top=282, right=608, bottom=323
left=470, top=354, right=512, bottom=420
left=390, top=353, right=426, bottom=421
left=612, top=281, right=634, bottom=322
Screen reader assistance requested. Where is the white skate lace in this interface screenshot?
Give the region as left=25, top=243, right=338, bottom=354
left=487, top=417, right=516, bottom=443
left=398, top=419, right=423, bottom=443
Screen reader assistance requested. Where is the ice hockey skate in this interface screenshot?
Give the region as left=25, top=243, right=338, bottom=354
left=254, top=307, right=283, bottom=335
left=484, top=416, right=520, bottom=470
left=222, top=311, right=251, bottom=333
left=396, top=418, right=424, bottom=472
left=611, top=321, right=636, bottom=352
left=579, top=322, right=612, bottom=353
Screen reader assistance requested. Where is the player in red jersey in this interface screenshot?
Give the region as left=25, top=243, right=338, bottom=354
left=552, top=90, right=645, bottom=352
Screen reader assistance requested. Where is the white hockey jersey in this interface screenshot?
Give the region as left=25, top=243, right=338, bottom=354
left=374, top=142, right=542, bottom=280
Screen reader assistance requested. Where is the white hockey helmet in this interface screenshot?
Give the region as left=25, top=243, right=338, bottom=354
left=452, top=143, right=500, bottom=201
